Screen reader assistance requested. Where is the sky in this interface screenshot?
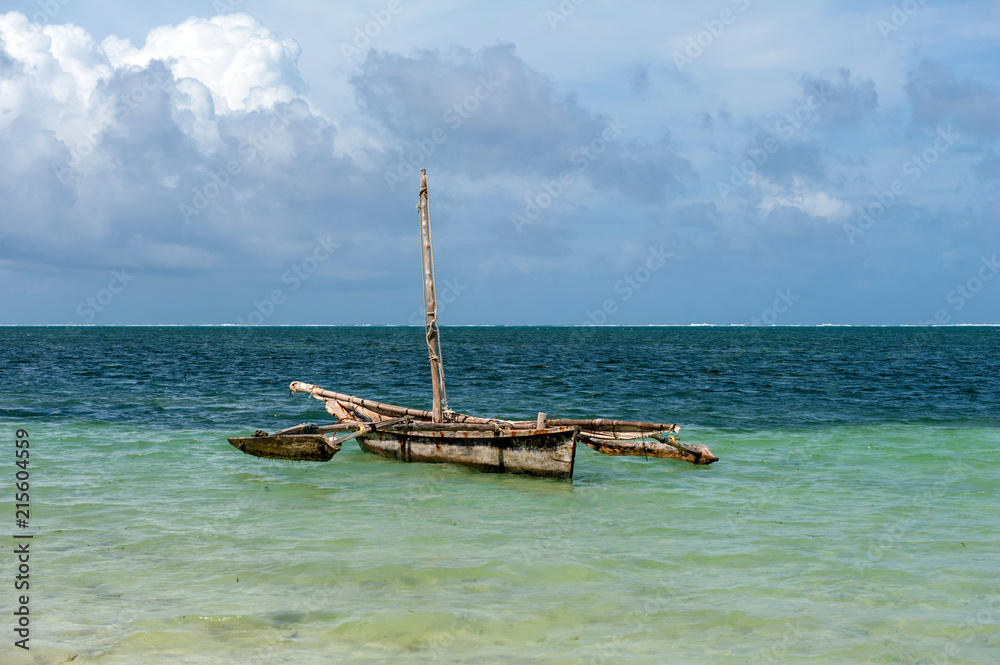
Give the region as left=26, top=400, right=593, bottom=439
left=0, top=0, right=998, bottom=325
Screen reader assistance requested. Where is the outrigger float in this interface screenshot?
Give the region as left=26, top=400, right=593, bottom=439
left=228, top=170, right=717, bottom=479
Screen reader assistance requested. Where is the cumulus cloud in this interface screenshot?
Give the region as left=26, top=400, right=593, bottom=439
left=102, top=14, right=304, bottom=115
left=0, top=11, right=359, bottom=272
left=0, top=13, right=111, bottom=145
left=0, top=33, right=15, bottom=73
left=0, top=13, right=308, bottom=153
left=905, top=60, right=1000, bottom=139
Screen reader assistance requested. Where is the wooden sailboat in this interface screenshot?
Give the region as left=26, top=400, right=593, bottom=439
left=228, top=170, right=717, bottom=478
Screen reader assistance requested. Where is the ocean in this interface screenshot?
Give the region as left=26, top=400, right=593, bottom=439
left=2, top=326, right=998, bottom=664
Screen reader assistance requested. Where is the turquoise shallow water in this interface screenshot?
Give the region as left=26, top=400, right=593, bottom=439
left=2, top=327, right=999, bottom=664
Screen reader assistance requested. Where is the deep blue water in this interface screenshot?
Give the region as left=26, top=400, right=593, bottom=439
left=3, top=326, right=998, bottom=431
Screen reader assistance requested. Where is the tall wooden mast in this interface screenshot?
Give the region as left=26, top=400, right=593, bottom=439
left=418, top=169, right=447, bottom=423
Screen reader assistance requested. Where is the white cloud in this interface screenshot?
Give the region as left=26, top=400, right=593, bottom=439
left=0, top=11, right=307, bottom=151
left=0, top=13, right=111, bottom=144
left=0, top=11, right=343, bottom=272
left=102, top=13, right=303, bottom=115
left=756, top=174, right=852, bottom=221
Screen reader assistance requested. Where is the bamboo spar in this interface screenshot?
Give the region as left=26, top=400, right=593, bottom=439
left=288, top=381, right=683, bottom=433
left=419, top=169, right=447, bottom=423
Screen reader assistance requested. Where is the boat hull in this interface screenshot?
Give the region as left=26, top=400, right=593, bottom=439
left=357, top=426, right=578, bottom=479
left=578, top=435, right=718, bottom=464
left=229, top=434, right=341, bottom=462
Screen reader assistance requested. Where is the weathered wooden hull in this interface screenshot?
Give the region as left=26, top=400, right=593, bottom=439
left=579, top=435, right=718, bottom=465
left=228, top=434, right=341, bottom=462
left=357, top=426, right=578, bottom=479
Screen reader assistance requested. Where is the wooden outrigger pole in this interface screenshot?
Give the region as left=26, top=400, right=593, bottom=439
left=418, top=169, right=447, bottom=423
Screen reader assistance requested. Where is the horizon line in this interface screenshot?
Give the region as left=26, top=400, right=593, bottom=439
left=2, top=323, right=999, bottom=328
